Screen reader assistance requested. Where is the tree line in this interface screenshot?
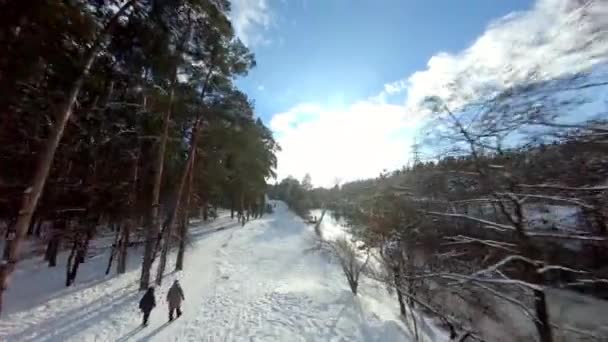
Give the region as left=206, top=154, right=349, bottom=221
left=0, top=0, right=278, bottom=315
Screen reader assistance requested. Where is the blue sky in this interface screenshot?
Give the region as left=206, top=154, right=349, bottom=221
left=236, top=0, right=533, bottom=121
left=229, top=0, right=608, bottom=186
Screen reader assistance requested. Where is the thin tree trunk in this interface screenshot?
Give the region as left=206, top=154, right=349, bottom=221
left=65, top=240, right=77, bottom=287
left=0, top=0, right=137, bottom=316
left=260, top=194, right=265, bottom=217
left=33, top=220, right=42, bottom=238
left=80, top=226, right=94, bottom=264
left=139, top=13, right=195, bottom=287
left=106, top=225, right=121, bottom=275
left=411, top=304, right=420, bottom=342
left=140, top=87, right=174, bottom=290
left=154, top=64, right=213, bottom=284
left=68, top=237, right=85, bottom=286
left=116, top=223, right=130, bottom=274
left=175, top=216, right=186, bottom=271
left=533, top=289, right=553, bottom=342
left=46, top=237, right=60, bottom=267
left=45, top=221, right=62, bottom=267
left=239, top=191, right=245, bottom=226
left=155, top=227, right=170, bottom=285
left=26, top=215, right=37, bottom=236
left=393, top=267, right=407, bottom=317
left=118, top=152, right=139, bottom=275
left=156, top=119, right=201, bottom=285
left=176, top=160, right=194, bottom=271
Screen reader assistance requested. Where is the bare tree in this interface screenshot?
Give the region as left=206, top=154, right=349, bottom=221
left=417, top=94, right=608, bottom=342
left=331, top=238, right=370, bottom=295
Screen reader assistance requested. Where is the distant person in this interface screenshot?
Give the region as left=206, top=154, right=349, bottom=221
left=139, top=287, right=156, bottom=326
left=167, top=280, right=185, bottom=321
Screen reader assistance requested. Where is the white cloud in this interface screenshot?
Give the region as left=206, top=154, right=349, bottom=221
left=405, top=0, right=608, bottom=112
left=271, top=99, right=420, bottom=187
left=383, top=79, right=408, bottom=95
left=230, top=0, right=272, bottom=47
left=269, top=0, right=608, bottom=187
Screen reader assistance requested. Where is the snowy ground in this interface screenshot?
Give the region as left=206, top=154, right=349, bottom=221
left=0, top=201, right=426, bottom=341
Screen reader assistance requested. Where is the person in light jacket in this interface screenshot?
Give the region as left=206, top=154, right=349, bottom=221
left=167, top=280, right=185, bottom=321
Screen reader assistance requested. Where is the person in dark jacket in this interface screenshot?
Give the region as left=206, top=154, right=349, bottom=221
left=167, top=280, right=185, bottom=321
left=139, top=287, right=156, bottom=326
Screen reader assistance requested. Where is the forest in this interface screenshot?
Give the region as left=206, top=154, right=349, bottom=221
left=0, top=0, right=278, bottom=315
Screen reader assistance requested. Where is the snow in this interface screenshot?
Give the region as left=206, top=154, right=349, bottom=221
left=0, top=201, right=419, bottom=341
left=311, top=209, right=446, bottom=342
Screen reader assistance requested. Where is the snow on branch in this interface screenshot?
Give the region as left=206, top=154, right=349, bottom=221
left=443, top=235, right=519, bottom=253
left=526, top=231, right=607, bottom=242
left=517, top=184, right=608, bottom=192
left=443, top=273, right=544, bottom=291
left=449, top=198, right=501, bottom=204
left=466, top=280, right=538, bottom=322
left=471, top=255, right=539, bottom=278
left=423, top=211, right=515, bottom=231
left=565, top=278, right=608, bottom=286
left=495, top=192, right=596, bottom=209
left=536, top=265, right=588, bottom=275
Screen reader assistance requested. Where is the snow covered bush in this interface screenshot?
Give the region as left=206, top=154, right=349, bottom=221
left=331, top=238, right=370, bottom=295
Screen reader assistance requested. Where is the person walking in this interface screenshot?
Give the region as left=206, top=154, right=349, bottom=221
left=167, top=279, right=185, bottom=321
left=139, top=287, right=156, bottom=326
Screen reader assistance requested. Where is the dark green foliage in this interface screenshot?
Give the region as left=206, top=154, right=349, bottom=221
left=0, top=0, right=277, bottom=288
left=268, top=176, right=311, bottom=217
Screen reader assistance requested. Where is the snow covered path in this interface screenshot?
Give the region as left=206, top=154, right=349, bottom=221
left=0, top=201, right=419, bottom=341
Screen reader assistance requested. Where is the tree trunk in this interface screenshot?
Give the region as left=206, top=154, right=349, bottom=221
left=154, top=65, right=212, bottom=285
left=45, top=221, right=62, bottom=267
left=155, top=227, right=170, bottom=286
left=176, top=160, right=194, bottom=271
left=393, top=267, right=407, bottom=317
left=239, top=191, right=245, bottom=226
left=175, top=217, right=186, bottom=272
left=348, top=277, right=358, bottom=295
left=533, top=289, right=553, bottom=342
left=65, top=240, right=77, bottom=287
left=80, top=226, right=94, bottom=264
left=156, top=118, right=201, bottom=285
left=46, top=237, right=60, bottom=267
left=106, top=226, right=121, bottom=275
left=33, top=220, right=43, bottom=238
left=0, top=0, right=136, bottom=316
left=260, top=194, right=265, bottom=217
left=140, top=87, right=174, bottom=290
left=202, top=199, right=209, bottom=221
left=412, top=306, right=420, bottom=342
left=26, top=215, right=38, bottom=236
left=68, top=238, right=85, bottom=286
left=116, top=223, right=130, bottom=274
left=118, top=152, right=139, bottom=275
